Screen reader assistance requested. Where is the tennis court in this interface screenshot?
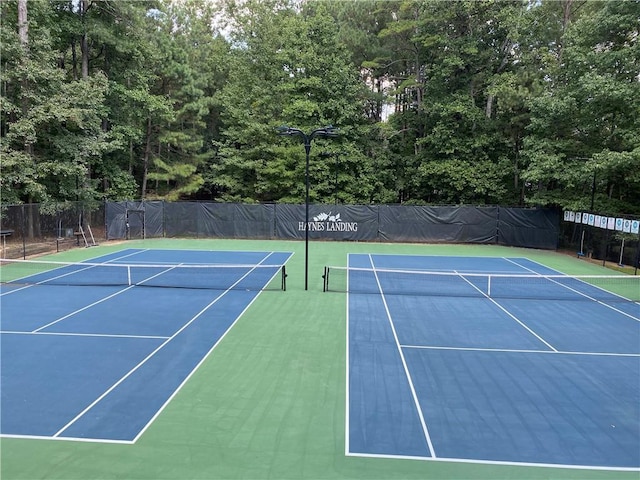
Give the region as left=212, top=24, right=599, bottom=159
left=1, top=239, right=639, bottom=480
left=331, top=254, right=640, bottom=470
left=0, top=248, right=292, bottom=442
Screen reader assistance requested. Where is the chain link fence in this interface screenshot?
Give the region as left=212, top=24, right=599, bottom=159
left=0, top=202, right=106, bottom=259
left=558, top=221, right=639, bottom=274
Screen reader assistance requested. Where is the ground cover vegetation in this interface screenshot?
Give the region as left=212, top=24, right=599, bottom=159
left=1, top=0, right=639, bottom=214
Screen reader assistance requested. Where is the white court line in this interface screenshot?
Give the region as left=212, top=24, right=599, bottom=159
left=344, top=254, right=352, bottom=456
left=53, top=252, right=280, bottom=439
left=367, top=254, right=437, bottom=459
left=0, top=330, right=169, bottom=340
left=400, top=344, right=640, bottom=357
left=345, top=451, right=640, bottom=472
left=0, top=433, right=133, bottom=445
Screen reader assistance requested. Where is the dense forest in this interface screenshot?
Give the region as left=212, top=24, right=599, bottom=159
left=1, top=0, right=639, bottom=215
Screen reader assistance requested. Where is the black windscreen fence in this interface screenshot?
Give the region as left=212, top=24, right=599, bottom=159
left=5, top=201, right=638, bottom=266
left=497, top=207, right=560, bottom=249
left=104, top=201, right=560, bottom=250
left=378, top=205, right=499, bottom=244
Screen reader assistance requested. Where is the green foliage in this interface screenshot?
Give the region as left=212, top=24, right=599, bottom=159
left=0, top=0, right=637, bottom=217
left=1, top=0, right=115, bottom=204
left=521, top=0, right=640, bottom=214
left=211, top=1, right=370, bottom=203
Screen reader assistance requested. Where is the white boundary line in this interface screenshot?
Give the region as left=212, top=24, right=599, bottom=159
left=401, top=344, right=640, bottom=357
left=0, top=331, right=169, bottom=340
left=344, top=254, right=351, bottom=456
left=0, top=433, right=133, bottom=445
left=345, top=451, right=640, bottom=472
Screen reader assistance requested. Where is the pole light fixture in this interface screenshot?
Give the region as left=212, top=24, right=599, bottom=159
left=276, top=125, right=339, bottom=290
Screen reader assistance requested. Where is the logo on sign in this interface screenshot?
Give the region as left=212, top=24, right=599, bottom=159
left=298, top=211, right=358, bottom=232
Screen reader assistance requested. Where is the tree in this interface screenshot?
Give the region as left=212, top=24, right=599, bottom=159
left=522, top=0, right=640, bottom=214
left=372, top=0, right=527, bottom=204
left=1, top=0, right=637, bottom=214
left=1, top=0, right=111, bottom=205
left=210, top=0, right=371, bottom=203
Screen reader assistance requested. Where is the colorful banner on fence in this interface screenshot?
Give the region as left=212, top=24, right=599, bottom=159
left=564, top=211, right=639, bottom=234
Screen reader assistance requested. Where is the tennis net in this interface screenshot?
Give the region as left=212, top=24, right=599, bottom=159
left=322, top=266, right=640, bottom=302
left=0, top=258, right=287, bottom=291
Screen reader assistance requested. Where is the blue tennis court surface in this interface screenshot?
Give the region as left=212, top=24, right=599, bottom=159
left=346, top=254, right=640, bottom=470
left=1, top=248, right=292, bottom=443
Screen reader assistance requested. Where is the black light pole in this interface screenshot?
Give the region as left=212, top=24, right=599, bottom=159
left=277, top=125, right=338, bottom=290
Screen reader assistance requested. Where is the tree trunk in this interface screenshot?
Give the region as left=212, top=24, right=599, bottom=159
left=485, top=95, right=494, bottom=118
left=81, top=0, right=90, bottom=80
left=141, top=117, right=152, bottom=199
left=558, top=0, right=574, bottom=65
left=18, top=0, right=32, bottom=156
left=18, top=0, right=28, bottom=47
left=70, top=38, right=78, bottom=80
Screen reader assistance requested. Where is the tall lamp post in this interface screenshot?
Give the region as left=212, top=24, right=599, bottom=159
left=277, top=125, right=338, bottom=290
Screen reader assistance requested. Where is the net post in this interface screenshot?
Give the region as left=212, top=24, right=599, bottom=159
left=281, top=265, right=287, bottom=291
left=487, top=274, right=491, bottom=297
left=322, top=266, right=328, bottom=292
left=127, top=265, right=132, bottom=286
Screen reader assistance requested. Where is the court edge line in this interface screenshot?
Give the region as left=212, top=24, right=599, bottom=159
left=400, top=344, right=640, bottom=357
left=0, top=433, right=133, bottom=445
left=100, top=247, right=288, bottom=255
left=344, top=451, right=640, bottom=472
left=368, top=254, right=437, bottom=459
left=52, top=252, right=281, bottom=439
left=1, top=330, right=169, bottom=340
left=131, top=251, right=293, bottom=443
left=344, top=253, right=351, bottom=456
left=353, top=253, right=531, bottom=264
left=505, top=258, right=640, bottom=322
